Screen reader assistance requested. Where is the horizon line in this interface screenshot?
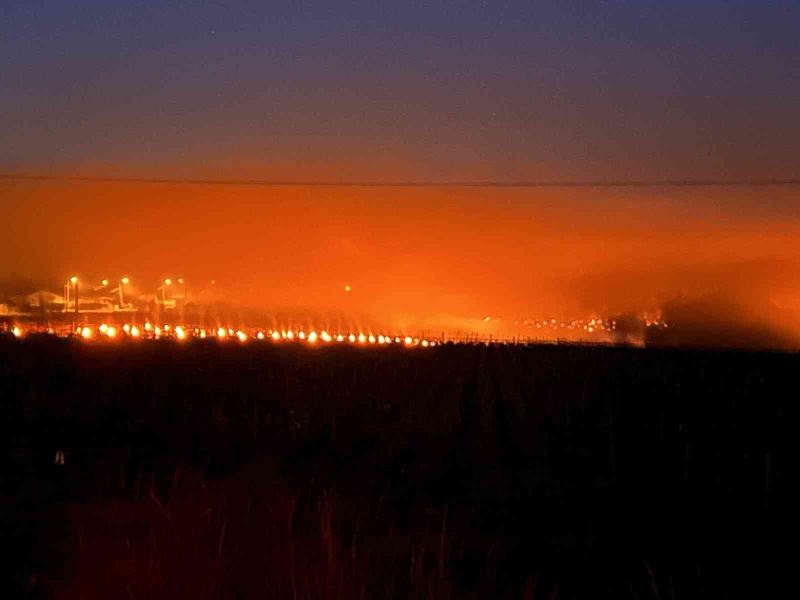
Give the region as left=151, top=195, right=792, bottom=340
left=2, top=172, right=800, bottom=188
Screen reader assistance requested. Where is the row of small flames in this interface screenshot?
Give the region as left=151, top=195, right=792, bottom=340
left=8, top=324, right=438, bottom=348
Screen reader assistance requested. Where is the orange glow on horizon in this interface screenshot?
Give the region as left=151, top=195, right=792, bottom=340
left=5, top=181, right=800, bottom=348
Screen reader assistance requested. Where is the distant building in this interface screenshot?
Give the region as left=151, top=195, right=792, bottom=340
left=24, top=290, right=66, bottom=310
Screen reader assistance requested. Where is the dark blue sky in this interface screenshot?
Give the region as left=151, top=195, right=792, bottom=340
left=2, top=0, right=799, bottom=180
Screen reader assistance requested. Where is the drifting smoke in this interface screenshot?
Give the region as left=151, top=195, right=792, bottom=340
left=653, top=293, right=798, bottom=349
left=2, top=181, right=800, bottom=348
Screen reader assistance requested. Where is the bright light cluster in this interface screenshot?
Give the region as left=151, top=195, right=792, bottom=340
left=515, top=317, right=619, bottom=333
left=5, top=323, right=438, bottom=349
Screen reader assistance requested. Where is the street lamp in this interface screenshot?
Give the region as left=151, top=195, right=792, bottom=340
left=118, top=276, right=130, bottom=308
left=176, top=277, right=187, bottom=304
left=69, top=276, right=79, bottom=316
left=160, top=278, right=172, bottom=306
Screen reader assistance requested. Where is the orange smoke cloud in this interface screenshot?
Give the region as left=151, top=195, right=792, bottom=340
left=2, top=180, right=800, bottom=344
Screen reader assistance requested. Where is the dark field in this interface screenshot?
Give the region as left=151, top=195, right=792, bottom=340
left=0, top=336, right=792, bottom=599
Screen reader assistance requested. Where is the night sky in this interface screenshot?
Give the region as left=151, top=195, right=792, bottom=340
left=2, top=1, right=800, bottom=337
left=3, top=0, right=799, bottom=180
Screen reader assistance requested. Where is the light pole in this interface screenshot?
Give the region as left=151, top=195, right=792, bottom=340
left=177, top=277, right=186, bottom=303
left=161, top=278, right=172, bottom=306
left=119, top=276, right=129, bottom=308
left=70, top=276, right=79, bottom=317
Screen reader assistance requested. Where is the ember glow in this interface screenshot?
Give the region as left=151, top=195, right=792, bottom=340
left=3, top=322, right=441, bottom=350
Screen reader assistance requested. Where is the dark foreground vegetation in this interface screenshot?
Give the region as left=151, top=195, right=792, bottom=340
left=0, top=336, right=792, bottom=599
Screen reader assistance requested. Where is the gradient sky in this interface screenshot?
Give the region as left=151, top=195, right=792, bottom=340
left=2, top=2, right=800, bottom=340
left=3, top=0, right=799, bottom=180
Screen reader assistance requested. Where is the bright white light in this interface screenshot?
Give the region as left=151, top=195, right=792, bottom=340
left=144, top=322, right=152, bottom=332
left=217, top=327, right=227, bottom=338
left=307, top=331, right=318, bottom=343
left=237, top=330, right=247, bottom=342
left=81, top=326, right=93, bottom=339
left=287, top=330, right=295, bottom=340
left=321, top=331, right=332, bottom=342
left=130, top=326, right=140, bottom=338
left=175, top=326, right=186, bottom=340
left=257, top=331, right=265, bottom=340
left=99, top=323, right=108, bottom=334
left=348, top=334, right=356, bottom=343
left=271, top=331, right=281, bottom=341
left=122, top=324, right=131, bottom=333
left=106, top=326, right=117, bottom=338
left=11, top=326, right=22, bottom=338
left=298, top=331, right=306, bottom=340
left=358, top=333, right=366, bottom=344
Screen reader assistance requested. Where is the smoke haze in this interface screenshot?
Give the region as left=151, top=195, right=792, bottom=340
left=3, top=179, right=799, bottom=346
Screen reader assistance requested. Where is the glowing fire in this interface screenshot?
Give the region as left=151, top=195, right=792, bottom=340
left=9, top=320, right=447, bottom=350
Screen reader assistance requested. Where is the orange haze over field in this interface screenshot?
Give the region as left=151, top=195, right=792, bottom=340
left=3, top=179, right=800, bottom=345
